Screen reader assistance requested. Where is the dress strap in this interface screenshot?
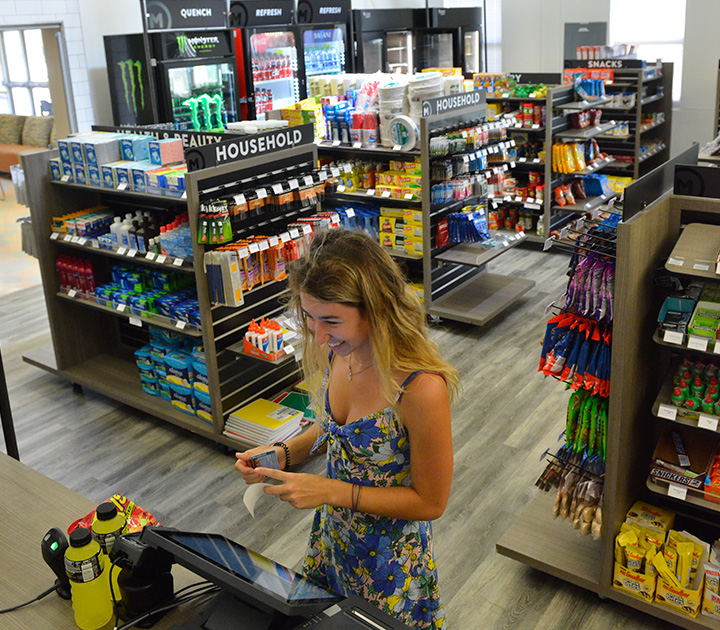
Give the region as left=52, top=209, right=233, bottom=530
left=394, top=371, right=424, bottom=403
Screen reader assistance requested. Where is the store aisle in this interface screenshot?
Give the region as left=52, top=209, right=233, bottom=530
left=0, top=245, right=676, bottom=630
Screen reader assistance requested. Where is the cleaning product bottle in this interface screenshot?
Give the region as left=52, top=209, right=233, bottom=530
left=64, top=527, right=113, bottom=630
left=91, top=501, right=128, bottom=599
left=109, top=217, right=122, bottom=248
left=119, top=213, right=134, bottom=249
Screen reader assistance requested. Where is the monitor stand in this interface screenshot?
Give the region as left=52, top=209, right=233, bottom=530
left=171, top=591, right=306, bottom=630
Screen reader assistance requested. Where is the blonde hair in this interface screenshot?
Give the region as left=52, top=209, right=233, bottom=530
left=287, top=229, right=459, bottom=410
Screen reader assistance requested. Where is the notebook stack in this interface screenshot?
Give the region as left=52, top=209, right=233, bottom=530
left=223, top=399, right=303, bottom=445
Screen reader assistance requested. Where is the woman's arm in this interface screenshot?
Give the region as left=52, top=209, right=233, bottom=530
left=257, top=373, right=454, bottom=521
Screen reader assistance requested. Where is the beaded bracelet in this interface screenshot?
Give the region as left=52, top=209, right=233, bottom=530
left=272, top=441, right=291, bottom=469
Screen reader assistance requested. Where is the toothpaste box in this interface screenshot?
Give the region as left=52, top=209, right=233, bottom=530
left=121, top=135, right=151, bottom=161
left=83, top=134, right=121, bottom=165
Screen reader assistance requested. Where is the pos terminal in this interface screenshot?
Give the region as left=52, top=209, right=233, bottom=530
left=138, top=527, right=412, bottom=630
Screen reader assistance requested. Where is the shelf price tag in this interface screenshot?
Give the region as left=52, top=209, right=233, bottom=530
left=116, top=304, right=126, bottom=312
left=404, top=193, right=414, bottom=200
left=280, top=232, right=291, bottom=243
left=543, top=237, right=553, bottom=252
left=176, top=321, right=187, bottom=330
left=343, top=163, right=352, bottom=174
left=381, top=190, right=391, bottom=198
left=181, top=191, right=187, bottom=200
left=50, top=232, right=59, bottom=240
left=256, top=188, right=267, bottom=199
left=332, top=140, right=341, bottom=146
left=77, top=237, right=87, bottom=246
left=657, top=404, right=678, bottom=421
left=302, top=224, right=313, bottom=235
left=173, top=257, right=183, bottom=267
left=366, top=188, right=375, bottom=196
left=288, top=178, right=299, bottom=190
left=117, top=247, right=127, bottom=255
left=337, top=184, right=346, bottom=192
left=283, top=344, right=295, bottom=355
left=258, top=240, right=269, bottom=251
left=331, top=167, right=340, bottom=177
left=68, top=289, right=77, bottom=298
left=63, top=234, right=73, bottom=242
left=318, top=170, right=328, bottom=182
left=61, top=174, right=70, bottom=182
left=353, top=142, right=362, bottom=149
left=129, top=317, right=142, bottom=327
left=145, top=252, right=156, bottom=261
left=688, top=336, right=709, bottom=352
left=667, top=484, right=688, bottom=501
left=289, top=228, right=300, bottom=238
left=272, top=183, right=283, bottom=195
left=127, top=249, right=137, bottom=257
left=698, top=414, right=719, bottom=431
left=663, top=330, right=684, bottom=345
left=117, top=182, right=128, bottom=191
left=560, top=226, right=569, bottom=240
left=345, top=208, right=355, bottom=218
left=233, top=193, right=246, bottom=205
left=156, top=255, right=167, bottom=264
left=247, top=242, right=260, bottom=254
left=269, top=236, right=279, bottom=247
left=304, top=175, right=314, bottom=187
left=393, top=144, right=402, bottom=151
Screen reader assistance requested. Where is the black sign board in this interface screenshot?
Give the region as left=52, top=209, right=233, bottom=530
left=296, top=0, right=350, bottom=24
left=229, top=0, right=294, bottom=28
left=422, top=91, right=486, bottom=117
left=504, top=72, right=562, bottom=86
left=92, top=125, right=226, bottom=150
left=145, top=0, right=227, bottom=32
left=674, top=163, right=720, bottom=200
left=154, top=30, right=233, bottom=60
left=184, top=124, right=315, bottom=171
left=564, top=58, right=646, bottom=70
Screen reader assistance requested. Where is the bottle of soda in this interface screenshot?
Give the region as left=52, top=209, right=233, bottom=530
left=64, top=528, right=113, bottom=630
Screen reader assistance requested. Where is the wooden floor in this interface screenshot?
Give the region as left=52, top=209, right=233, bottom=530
left=0, top=244, right=679, bottom=629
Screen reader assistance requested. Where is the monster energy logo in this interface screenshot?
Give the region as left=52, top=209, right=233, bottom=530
left=176, top=35, right=197, bottom=58
left=117, top=59, right=145, bottom=117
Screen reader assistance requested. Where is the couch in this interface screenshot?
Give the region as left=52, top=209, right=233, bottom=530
left=0, top=114, right=55, bottom=173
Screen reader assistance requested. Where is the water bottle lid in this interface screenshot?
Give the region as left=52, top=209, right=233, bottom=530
left=95, top=501, right=118, bottom=521
left=69, top=527, right=92, bottom=547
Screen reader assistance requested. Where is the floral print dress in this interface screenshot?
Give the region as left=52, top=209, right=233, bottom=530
left=302, top=364, right=447, bottom=630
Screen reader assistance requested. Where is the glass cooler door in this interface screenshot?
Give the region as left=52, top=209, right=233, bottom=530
left=360, top=31, right=384, bottom=73
left=463, top=28, right=481, bottom=75
left=167, top=61, right=237, bottom=131
left=249, top=29, right=300, bottom=119
left=415, top=29, right=455, bottom=71
left=302, top=26, right=346, bottom=77
left=386, top=30, right=413, bottom=74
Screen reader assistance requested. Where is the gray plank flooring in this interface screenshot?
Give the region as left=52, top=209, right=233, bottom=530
left=0, top=246, right=679, bottom=629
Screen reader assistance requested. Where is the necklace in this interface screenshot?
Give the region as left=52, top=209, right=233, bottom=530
left=347, top=354, right=373, bottom=381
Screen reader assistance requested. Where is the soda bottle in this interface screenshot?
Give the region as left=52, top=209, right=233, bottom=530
left=91, top=501, right=129, bottom=598
left=64, top=527, right=113, bottom=630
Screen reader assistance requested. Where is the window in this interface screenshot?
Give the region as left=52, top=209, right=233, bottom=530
left=609, top=0, right=686, bottom=102
left=0, top=28, right=52, bottom=116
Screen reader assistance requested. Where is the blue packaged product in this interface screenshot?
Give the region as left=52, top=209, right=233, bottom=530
left=97, top=234, right=114, bottom=250
left=158, top=382, right=171, bottom=401
left=192, top=359, right=208, bottom=393
left=60, top=160, right=74, bottom=181
left=58, top=139, right=71, bottom=162
left=70, top=139, right=86, bottom=164
left=49, top=159, right=62, bottom=181
left=121, top=135, right=151, bottom=161
left=165, top=352, right=194, bottom=387
left=194, top=388, right=212, bottom=423
left=169, top=381, right=195, bottom=414
left=73, top=163, right=87, bottom=185
left=134, top=345, right=154, bottom=369
left=86, top=163, right=101, bottom=187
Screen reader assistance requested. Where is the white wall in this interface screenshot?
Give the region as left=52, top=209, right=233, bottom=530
left=76, top=0, right=143, bottom=126
left=0, top=0, right=93, bottom=130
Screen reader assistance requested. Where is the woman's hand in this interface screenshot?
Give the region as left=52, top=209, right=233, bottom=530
left=234, top=446, right=284, bottom=484
left=255, top=467, right=332, bottom=509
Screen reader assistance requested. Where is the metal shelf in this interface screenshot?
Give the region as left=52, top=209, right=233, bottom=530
left=639, top=119, right=666, bottom=135
left=50, top=234, right=193, bottom=272
left=555, top=94, right=613, bottom=111
left=553, top=192, right=617, bottom=214
left=641, top=93, right=664, bottom=106
left=326, top=189, right=421, bottom=205
left=51, top=179, right=186, bottom=204
left=647, top=476, right=720, bottom=515
left=316, top=140, right=420, bottom=157
left=638, top=143, right=667, bottom=163
left=434, top=231, right=526, bottom=267
left=555, top=121, right=617, bottom=141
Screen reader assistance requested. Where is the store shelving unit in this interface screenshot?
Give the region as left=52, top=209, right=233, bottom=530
left=21, top=138, right=320, bottom=450
left=498, top=191, right=720, bottom=629
left=317, top=95, right=532, bottom=326
left=591, top=60, right=674, bottom=180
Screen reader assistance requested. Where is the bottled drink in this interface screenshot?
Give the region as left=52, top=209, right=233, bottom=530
left=64, top=527, right=113, bottom=630
left=92, top=501, right=129, bottom=600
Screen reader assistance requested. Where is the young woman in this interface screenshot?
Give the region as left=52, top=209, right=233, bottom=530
left=235, top=229, right=459, bottom=629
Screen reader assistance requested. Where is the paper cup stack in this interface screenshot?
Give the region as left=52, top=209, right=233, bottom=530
left=408, top=72, right=444, bottom=125
left=378, top=78, right=408, bottom=147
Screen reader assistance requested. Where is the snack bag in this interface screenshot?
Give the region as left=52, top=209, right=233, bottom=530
left=68, top=494, right=160, bottom=535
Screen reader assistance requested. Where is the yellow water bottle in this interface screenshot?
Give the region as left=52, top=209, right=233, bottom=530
left=91, top=501, right=128, bottom=600
left=64, top=527, right=113, bottom=630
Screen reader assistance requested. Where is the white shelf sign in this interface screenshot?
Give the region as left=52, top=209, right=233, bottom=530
left=667, top=484, right=688, bottom=501
left=657, top=404, right=678, bottom=421
left=176, top=321, right=187, bottom=330
left=283, top=344, right=295, bottom=355
left=698, top=415, right=719, bottom=432
left=289, top=228, right=300, bottom=238
left=687, top=336, right=709, bottom=352
left=156, top=255, right=167, bottom=264
left=288, top=178, right=299, bottom=190
left=663, top=330, right=684, bottom=345
left=127, top=249, right=137, bottom=258
left=129, top=317, right=142, bottom=327
left=50, top=232, right=59, bottom=240
left=68, top=289, right=77, bottom=298
left=145, top=252, right=156, bottom=261
left=117, top=247, right=127, bottom=255
left=116, top=304, right=126, bottom=312
left=173, top=258, right=184, bottom=267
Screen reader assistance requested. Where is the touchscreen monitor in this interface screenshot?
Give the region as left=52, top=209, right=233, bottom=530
left=140, top=528, right=341, bottom=617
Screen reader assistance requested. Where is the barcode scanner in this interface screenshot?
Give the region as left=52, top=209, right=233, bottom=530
left=41, top=527, right=71, bottom=600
